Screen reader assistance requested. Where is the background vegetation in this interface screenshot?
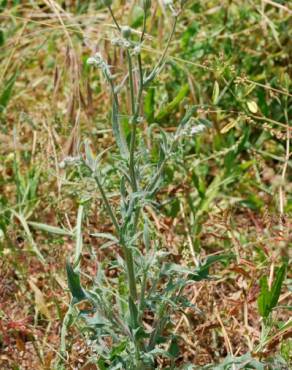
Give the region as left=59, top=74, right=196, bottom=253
left=0, top=0, right=291, bottom=369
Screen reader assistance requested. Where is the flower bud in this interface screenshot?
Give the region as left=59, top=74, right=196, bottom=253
left=143, top=0, right=151, bottom=11
left=132, top=45, right=141, bottom=55
left=121, top=26, right=132, bottom=39
left=102, top=0, right=113, bottom=6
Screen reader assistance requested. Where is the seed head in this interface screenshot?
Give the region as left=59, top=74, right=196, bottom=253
left=121, top=26, right=132, bottom=39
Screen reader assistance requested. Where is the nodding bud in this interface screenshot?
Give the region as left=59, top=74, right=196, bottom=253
left=102, top=0, right=113, bottom=6
left=87, top=52, right=112, bottom=79
left=143, top=0, right=151, bottom=10
left=121, top=26, right=132, bottom=39
left=132, top=45, right=141, bottom=55
left=87, top=52, right=104, bottom=67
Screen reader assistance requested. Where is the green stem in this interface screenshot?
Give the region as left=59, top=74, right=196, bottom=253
left=93, top=174, right=120, bottom=233
left=144, top=16, right=177, bottom=86
left=127, top=50, right=138, bottom=192
left=94, top=169, right=137, bottom=301
left=108, top=5, right=121, bottom=31
left=121, top=240, right=138, bottom=301
left=140, top=7, right=147, bottom=43
left=127, top=51, right=136, bottom=115
left=139, top=269, right=147, bottom=313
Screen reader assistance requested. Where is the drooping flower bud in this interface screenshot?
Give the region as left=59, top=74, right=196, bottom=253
left=143, top=0, right=151, bottom=11
left=87, top=52, right=104, bottom=67
left=87, top=52, right=113, bottom=80
left=102, top=0, right=113, bottom=6
left=132, top=45, right=141, bottom=56
left=121, top=26, right=132, bottom=39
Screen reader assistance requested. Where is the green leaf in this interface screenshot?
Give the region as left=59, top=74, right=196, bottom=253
left=191, top=172, right=206, bottom=198
left=12, top=211, right=46, bottom=264
left=112, top=98, right=129, bottom=159
left=270, top=263, right=287, bottom=311
left=156, top=84, right=189, bottom=122
left=80, top=312, right=108, bottom=328
left=28, top=221, right=73, bottom=236
left=0, top=0, right=8, bottom=12
left=90, top=232, right=118, bottom=243
left=73, top=205, right=84, bottom=267
left=212, top=80, right=220, bottom=104
left=84, top=139, right=95, bottom=170
left=257, top=263, right=287, bottom=318
left=162, top=254, right=233, bottom=281
left=66, top=260, right=87, bottom=305
left=168, top=336, right=180, bottom=358
left=258, top=276, right=270, bottom=318
left=110, top=340, right=127, bottom=359
left=210, top=353, right=265, bottom=370
left=143, top=219, right=151, bottom=251
left=192, top=254, right=233, bottom=281
left=0, top=71, right=18, bottom=112
left=130, top=5, right=144, bottom=28
left=0, top=28, right=4, bottom=46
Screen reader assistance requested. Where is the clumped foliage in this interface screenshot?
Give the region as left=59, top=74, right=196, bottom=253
left=0, top=0, right=291, bottom=369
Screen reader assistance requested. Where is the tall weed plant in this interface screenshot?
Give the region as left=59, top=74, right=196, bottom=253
left=58, top=1, right=231, bottom=369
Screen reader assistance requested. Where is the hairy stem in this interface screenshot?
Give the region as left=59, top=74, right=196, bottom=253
left=128, top=50, right=138, bottom=192
left=93, top=174, right=120, bottom=233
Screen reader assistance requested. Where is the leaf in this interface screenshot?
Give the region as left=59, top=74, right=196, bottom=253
left=191, top=172, right=206, bottom=198
left=0, top=71, right=18, bottom=112
left=211, top=353, right=265, bottom=370
left=29, top=280, right=51, bottom=320
left=90, top=232, right=118, bottom=243
left=84, top=139, right=95, bottom=170
left=156, top=84, right=189, bottom=122
left=178, top=106, right=197, bottom=128
left=12, top=211, right=46, bottom=264
left=162, top=255, right=233, bottom=281
left=192, top=254, right=233, bottom=281
left=0, top=28, right=4, bottom=46
left=110, top=340, right=128, bottom=359
left=112, top=98, right=129, bottom=159
left=130, top=5, right=144, bottom=28
left=212, top=81, right=220, bottom=104
left=220, top=119, right=238, bottom=134
left=80, top=312, right=108, bottom=328
left=143, top=219, right=151, bottom=251
left=247, top=100, right=258, bottom=114
left=74, top=205, right=84, bottom=267
left=66, top=260, right=87, bottom=305
left=28, top=221, right=73, bottom=236
left=168, top=336, right=180, bottom=358
left=0, top=1, right=8, bottom=14
left=270, top=263, right=287, bottom=311
left=257, top=263, right=287, bottom=318
left=258, top=276, right=270, bottom=318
